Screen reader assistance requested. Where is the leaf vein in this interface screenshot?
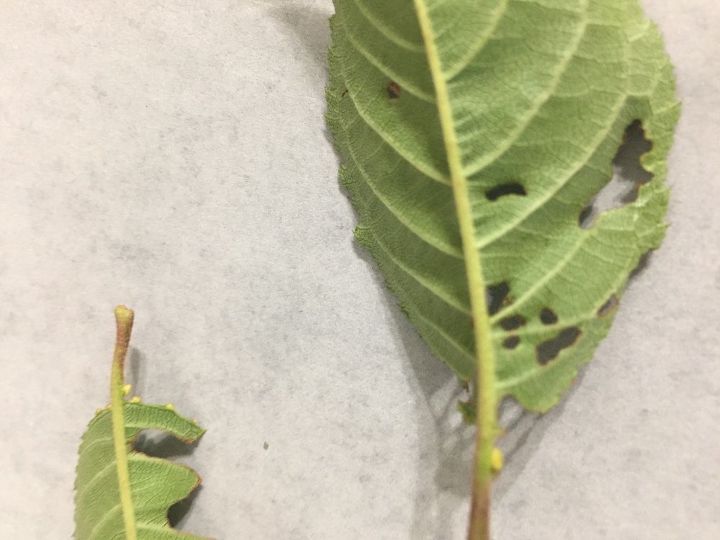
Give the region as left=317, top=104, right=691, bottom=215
left=339, top=119, right=463, bottom=259
left=463, top=4, right=590, bottom=177
left=444, top=0, right=510, bottom=80
left=353, top=0, right=425, bottom=52
left=369, top=229, right=471, bottom=315
left=339, top=13, right=435, bottom=103
left=339, top=71, right=450, bottom=185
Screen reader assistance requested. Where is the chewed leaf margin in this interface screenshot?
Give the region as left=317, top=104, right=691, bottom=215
left=74, top=402, right=208, bottom=540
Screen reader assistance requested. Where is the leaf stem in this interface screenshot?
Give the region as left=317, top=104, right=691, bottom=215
left=412, top=3, right=499, bottom=539
left=110, top=305, right=137, bottom=540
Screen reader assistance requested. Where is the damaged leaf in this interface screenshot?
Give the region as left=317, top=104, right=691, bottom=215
left=327, top=0, right=678, bottom=537
left=326, top=0, right=679, bottom=413
left=74, top=307, right=207, bottom=540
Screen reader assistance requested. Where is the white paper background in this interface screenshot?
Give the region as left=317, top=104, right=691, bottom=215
left=1, top=1, right=718, bottom=538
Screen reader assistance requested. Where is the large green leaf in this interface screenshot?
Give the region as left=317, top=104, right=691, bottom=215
left=74, top=307, right=207, bottom=540
left=326, top=0, right=679, bottom=413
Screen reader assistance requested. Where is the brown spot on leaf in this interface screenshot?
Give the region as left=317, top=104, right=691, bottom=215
left=540, top=307, right=559, bottom=325
left=387, top=81, right=401, bottom=99
left=487, top=282, right=510, bottom=316
left=500, top=314, right=526, bottom=331
left=485, top=182, right=527, bottom=201
left=536, top=327, right=582, bottom=365
left=502, top=336, right=520, bottom=350
left=597, top=295, right=619, bottom=317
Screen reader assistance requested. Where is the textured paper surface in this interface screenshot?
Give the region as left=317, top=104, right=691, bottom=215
left=1, top=1, right=718, bottom=538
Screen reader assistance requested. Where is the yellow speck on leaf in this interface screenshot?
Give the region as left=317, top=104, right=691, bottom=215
left=491, top=448, right=504, bottom=473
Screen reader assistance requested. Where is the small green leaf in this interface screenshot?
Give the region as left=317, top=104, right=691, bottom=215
left=74, top=307, right=208, bottom=540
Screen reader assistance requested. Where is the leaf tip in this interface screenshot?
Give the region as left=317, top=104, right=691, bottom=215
left=114, top=305, right=134, bottom=326
left=113, top=305, right=135, bottom=354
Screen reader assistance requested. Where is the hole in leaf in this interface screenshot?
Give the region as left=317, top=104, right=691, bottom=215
left=615, top=121, right=653, bottom=186
left=579, top=121, right=653, bottom=229
left=168, top=486, right=202, bottom=528
left=500, top=314, right=526, bottom=331
left=485, top=182, right=527, bottom=201
left=597, top=295, right=619, bottom=317
left=578, top=204, right=594, bottom=228
left=133, top=431, right=197, bottom=458
left=133, top=429, right=203, bottom=527
left=502, top=336, right=520, bottom=350
left=387, top=80, right=401, bottom=99
left=630, top=251, right=653, bottom=280
left=536, top=327, right=582, bottom=365
left=486, top=282, right=510, bottom=316
left=539, top=307, right=558, bottom=325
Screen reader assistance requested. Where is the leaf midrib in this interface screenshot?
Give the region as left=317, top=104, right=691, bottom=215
left=110, top=308, right=138, bottom=540
left=412, top=0, right=498, bottom=467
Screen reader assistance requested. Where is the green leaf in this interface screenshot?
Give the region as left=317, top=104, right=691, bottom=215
left=326, top=0, right=679, bottom=414
left=74, top=307, right=207, bottom=540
